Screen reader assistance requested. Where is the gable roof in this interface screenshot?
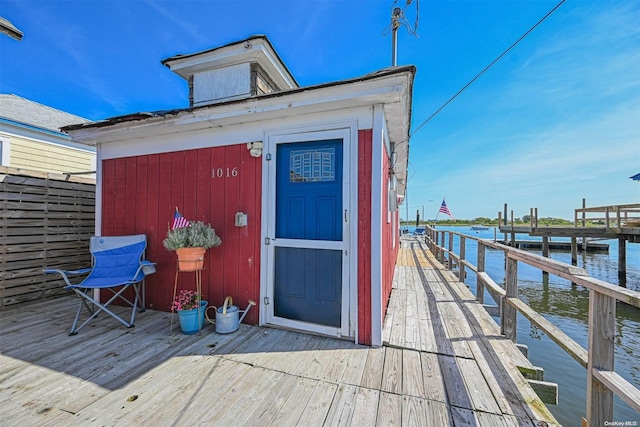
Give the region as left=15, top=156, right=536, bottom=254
left=0, top=94, right=89, bottom=134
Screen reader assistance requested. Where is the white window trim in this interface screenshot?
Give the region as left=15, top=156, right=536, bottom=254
left=0, top=134, right=11, bottom=166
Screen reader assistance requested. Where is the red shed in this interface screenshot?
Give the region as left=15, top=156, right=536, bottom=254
left=65, top=36, right=415, bottom=346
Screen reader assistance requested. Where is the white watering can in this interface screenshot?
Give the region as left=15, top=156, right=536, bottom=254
left=206, top=296, right=255, bottom=334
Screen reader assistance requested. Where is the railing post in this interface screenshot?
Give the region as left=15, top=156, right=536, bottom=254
left=448, top=233, right=454, bottom=270
left=477, top=241, right=485, bottom=304
left=502, top=255, right=517, bottom=342
left=459, top=236, right=466, bottom=282
left=439, top=231, right=445, bottom=263
left=586, top=289, right=615, bottom=426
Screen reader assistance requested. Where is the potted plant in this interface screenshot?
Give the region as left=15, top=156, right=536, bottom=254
left=163, top=221, right=222, bottom=271
left=171, top=289, right=208, bottom=334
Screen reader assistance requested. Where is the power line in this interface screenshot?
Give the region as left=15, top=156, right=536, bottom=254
left=410, top=0, right=566, bottom=138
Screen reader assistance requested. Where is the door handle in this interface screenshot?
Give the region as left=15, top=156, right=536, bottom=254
left=344, top=209, right=348, bottom=223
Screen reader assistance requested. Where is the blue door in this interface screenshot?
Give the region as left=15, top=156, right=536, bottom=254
left=273, top=139, right=343, bottom=327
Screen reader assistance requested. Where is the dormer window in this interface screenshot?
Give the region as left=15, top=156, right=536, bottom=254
left=162, top=36, right=297, bottom=107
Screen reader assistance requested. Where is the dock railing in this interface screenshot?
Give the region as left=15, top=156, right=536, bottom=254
left=574, top=203, right=640, bottom=232
left=425, top=225, right=640, bottom=426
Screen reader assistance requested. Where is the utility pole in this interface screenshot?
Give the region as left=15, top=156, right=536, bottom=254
left=391, top=7, right=401, bottom=66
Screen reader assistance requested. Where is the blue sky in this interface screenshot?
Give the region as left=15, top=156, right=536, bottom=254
left=1, top=0, right=638, bottom=220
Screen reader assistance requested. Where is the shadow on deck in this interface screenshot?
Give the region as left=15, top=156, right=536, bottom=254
left=0, top=238, right=558, bottom=426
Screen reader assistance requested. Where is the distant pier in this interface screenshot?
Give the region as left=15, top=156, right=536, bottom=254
left=503, top=239, right=609, bottom=253
left=498, top=201, right=640, bottom=287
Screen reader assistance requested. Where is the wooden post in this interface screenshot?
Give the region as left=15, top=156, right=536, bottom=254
left=582, top=198, right=586, bottom=228
left=477, top=241, right=485, bottom=304
left=586, top=289, right=615, bottom=426
left=618, top=237, right=627, bottom=287
left=571, top=237, right=578, bottom=265
left=510, top=210, right=515, bottom=246
left=459, top=236, right=466, bottom=282
left=530, top=207, right=535, bottom=231
left=440, top=231, right=445, bottom=264
left=502, top=255, right=518, bottom=342
left=542, top=236, right=549, bottom=281
left=448, top=233, right=454, bottom=270
left=503, top=203, right=507, bottom=226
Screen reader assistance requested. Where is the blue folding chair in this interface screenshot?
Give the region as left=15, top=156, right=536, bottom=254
left=44, top=234, right=156, bottom=335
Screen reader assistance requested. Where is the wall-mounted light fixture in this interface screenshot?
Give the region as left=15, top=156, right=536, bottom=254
left=247, top=141, right=263, bottom=157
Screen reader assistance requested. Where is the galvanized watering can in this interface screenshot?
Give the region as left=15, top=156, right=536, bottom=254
left=206, top=296, right=255, bottom=334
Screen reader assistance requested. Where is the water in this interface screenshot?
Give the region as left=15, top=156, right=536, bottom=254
left=405, top=225, right=640, bottom=425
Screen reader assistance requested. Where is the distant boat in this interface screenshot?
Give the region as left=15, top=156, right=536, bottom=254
left=413, top=227, right=426, bottom=235
left=471, top=225, right=489, bottom=230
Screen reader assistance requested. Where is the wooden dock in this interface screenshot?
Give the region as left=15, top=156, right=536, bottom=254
left=0, top=238, right=558, bottom=426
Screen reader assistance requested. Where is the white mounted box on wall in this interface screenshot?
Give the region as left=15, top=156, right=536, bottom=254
left=235, top=212, right=248, bottom=227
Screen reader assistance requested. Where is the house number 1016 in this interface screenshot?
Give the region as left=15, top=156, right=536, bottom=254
left=212, top=167, right=239, bottom=178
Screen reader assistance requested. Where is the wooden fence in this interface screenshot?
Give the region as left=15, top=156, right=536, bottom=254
left=425, top=226, right=640, bottom=427
left=0, top=166, right=95, bottom=308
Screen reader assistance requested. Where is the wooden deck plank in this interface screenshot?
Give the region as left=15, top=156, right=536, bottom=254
left=456, top=357, right=503, bottom=414
left=388, top=289, right=406, bottom=347
left=402, top=349, right=425, bottom=398
left=173, top=364, right=274, bottom=425
left=339, top=346, right=369, bottom=386
left=241, top=373, right=304, bottom=425
left=296, top=380, right=338, bottom=425
left=324, top=383, right=358, bottom=426
left=267, top=376, right=317, bottom=426
left=375, top=391, right=402, bottom=427
left=252, top=330, right=314, bottom=372
left=320, top=340, right=355, bottom=383
left=420, top=351, right=447, bottom=402
left=279, top=334, right=327, bottom=377
left=381, top=347, right=402, bottom=394
left=439, top=353, right=474, bottom=410
left=359, top=347, right=385, bottom=389
left=217, top=369, right=295, bottom=425
left=403, top=283, right=421, bottom=350
left=402, top=395, right=428, bottom=426
left=140, top=357, right=250, bottom=426
left=351, top=386, right=380, bottom=426
left=303, top=336, right=342, bottom=381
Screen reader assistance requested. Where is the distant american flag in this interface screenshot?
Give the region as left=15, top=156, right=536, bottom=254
left=438, top=199, right=455, bottom=220
left=172, top=210, right=190, bottom=229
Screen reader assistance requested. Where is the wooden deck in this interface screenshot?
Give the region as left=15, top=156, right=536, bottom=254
left=0, top=238, right=558, bottom=426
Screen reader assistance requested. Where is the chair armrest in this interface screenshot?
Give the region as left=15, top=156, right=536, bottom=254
left=139, top=260, right=157, bottom=276
left=43, top=268, right=91, bottom=287
left=44, top=268, right=92, bottom=275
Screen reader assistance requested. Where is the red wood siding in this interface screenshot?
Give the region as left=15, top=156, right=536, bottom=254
left=357, top=129, right=372, bottom=345
left=381, top=141, right=398, bottom=319
left=101, top=145, right=262, bottom=324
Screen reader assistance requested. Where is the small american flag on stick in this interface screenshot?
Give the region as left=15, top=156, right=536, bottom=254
left=172, top=208, right=190, bottom=229
left=438, top=199, right=455, bottom=220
